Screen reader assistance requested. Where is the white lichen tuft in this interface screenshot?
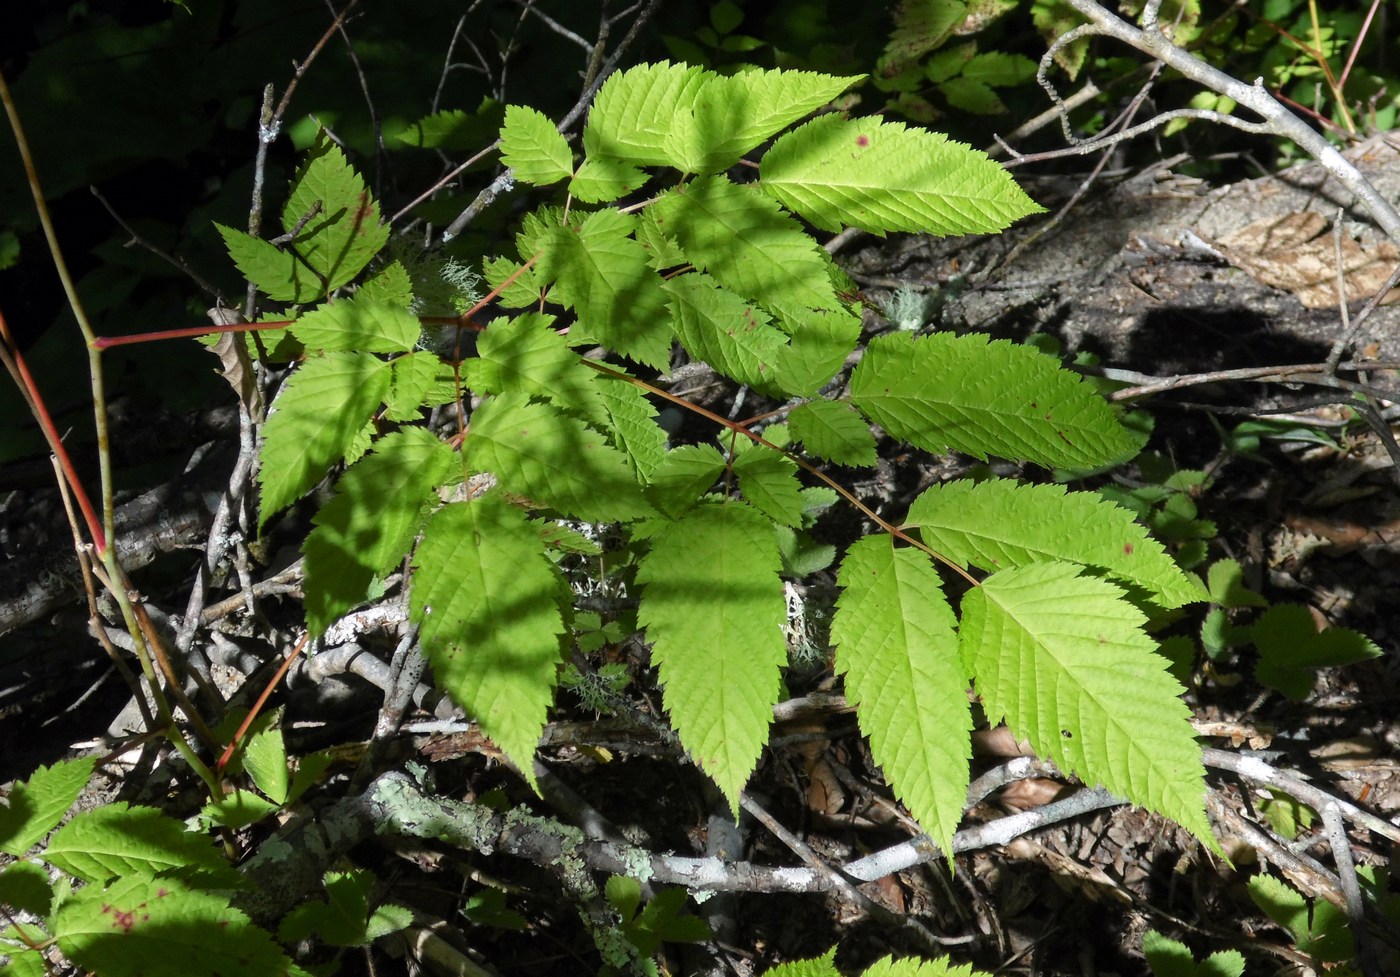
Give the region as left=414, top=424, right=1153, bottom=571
left=882, top=283, right=934, bottom=332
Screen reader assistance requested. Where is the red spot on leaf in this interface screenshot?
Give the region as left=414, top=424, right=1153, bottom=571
left=855, top=134, right=870, bottom=148
left=1123, top=542, right=1134, bottom=555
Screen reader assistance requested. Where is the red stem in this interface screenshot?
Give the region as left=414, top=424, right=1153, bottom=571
left=92, top=319, right=294, bottom=350
left=0, top=309, right=106, bottom=553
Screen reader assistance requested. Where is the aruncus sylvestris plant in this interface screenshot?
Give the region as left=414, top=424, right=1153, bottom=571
left=227, top=61, right=1217, bottom=855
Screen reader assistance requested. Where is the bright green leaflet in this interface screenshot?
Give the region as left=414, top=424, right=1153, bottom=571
left=289, top=294, right=419, bottom=354
left=302, top=429, right=455, bottom=636
left=651, top=175, right=843, bottom=315
left=44, top=804, right=230, bottom=884
left=905, top=479, right=1204, bottom=609
left=850, top=331, right=1137, bottom=470
left=466, top=391, right=652, bottom=522
left=789, top=400, right=878, bottom=467
left=959, top=562, right=1216, bottom=848
left=55, top=876, right=291, bottom=977
left=760, top=115, right=1044, bottom=235
left=410, top=497, right=568, bottom=788
left=0, top=757, right=95, bottom=857
left=832, top=536, right=970, bottom=854
left=465, top=312, right=610, bottom=428
left=663, top=273, right=791, bottom=393
left=499, top=104, right=572, bottom=186
left=637, top=501, right=787, bottom=811
left=258, top=351, right=392, bottom=525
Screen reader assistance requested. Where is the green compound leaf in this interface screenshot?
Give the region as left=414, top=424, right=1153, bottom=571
left=664, top=274, right=790, bottom=392
left=959, top=562, right=1216, bottom=848
left=258, top=351, right=392, bottom=526
left=289, top=294, right=419, bottom=354
left=789, top=400, right=878, bottom=467
left=55, top=875, right=291, bottom=977
left=411, top=498, right=568, bottom=789
left=584, top=61, right=859, bottom=174
left=652, top=175, right=842, bottom=315
left=637, top=501, right=786, bottom=811
left=467, top=392, right=652, bottom=522
left=303, top=429, right=455, bottom=637
left=906, top=479, right=1205, bottom=609
left=386, top=352, right=457, bottom=421
left=0, top=756, right=96, bottom=856
left=44, top=804, right=229, bottom=884
left=645, top=444, right=728, bottom=518
left=760, top=115, right=1043, bottom=236
left=595, top=369, right=669, bottom=482
left=849, top=332, right=1136, bottom=470
left=465, top=313, right=609, bottom=426
left=832, top=536, right=970, bottom=853
left=731, top=447, right=804, bottom=527
left=537, top=209, right=673, bottom=369
left=500, top=104, right=573, bottom=186
left=282, top=136, right=389, bottom=296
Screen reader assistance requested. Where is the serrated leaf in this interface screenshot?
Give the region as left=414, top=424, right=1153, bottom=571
left=664, top=274, right=789, bottom=391
left=386, top=351, right=456, bottom=421
left=465, top=313, right=608, bottom=426
left=279, top=869, right=402, bottom=947
left=959, top=562, right=1215, bottom=848
left=760, top=116, right=1043, bottom=235
left=595, top=369, right=668, bottom=481
left=584, top=61, right=859, bottom=174
left=637, top=502, right=786, bottom=810
left=570, top=155, right=648, bottom=204
left=789, top=400, right=878, bottom=466
left=467, top=392, right=651, bottom=522
left=0, top=757, right=95, bottom=856
left=537, top=210, right=673, bottom=369
left=832, top=536, right=970, bottom=852
left=44, top=804, right=228, bottom=883
left=879, top=0, right=968, bottom=73
left=357, top=259, right=414, bottom=307
left=1142, top=930, right=1246, bottom=977
left=483, top=255, right=545, bottom=308
left=0, top=932, right=47, bottom=977
left=289, top=294, right=419, bottom=353
left=242, top=713, right=289, bottom=805
left=850, top=332, right=1136, bottom=470
left=635, top=209, right=687, bottom=269
left=1205, top=558, right=1267, bottom=608
left=411, top=498, right=568, bottom=787
left=645, top=444, right=727, bottom=518
left=906, top=479, right=1204, bottom=609
left=731, top=449, right=804, bottom=527
left=217, top=224, right=318, bottom=304
left=258, top=351, right=392, bottom=525
left=282, top=136, right=389, bottom=294
left=1253, top=604, right=1381, bottom=701
left=393, top=101, right=504, bottom=150
left=500, top=104, right=573, bottom=186
left=938, top=77, right=1006, bottom=114
left=203, top=788, right=280, bottom=830
left=962, top=51, right=1037, bottom=87
left=55, top=875, right=291, bottom=977
left=652, top=176, right=842, bottom=314
left=862, top=954, right=988, bottom=977
left=303, top=429, right=455, bottom=636
left=769, top=308, right=863, bottom=397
